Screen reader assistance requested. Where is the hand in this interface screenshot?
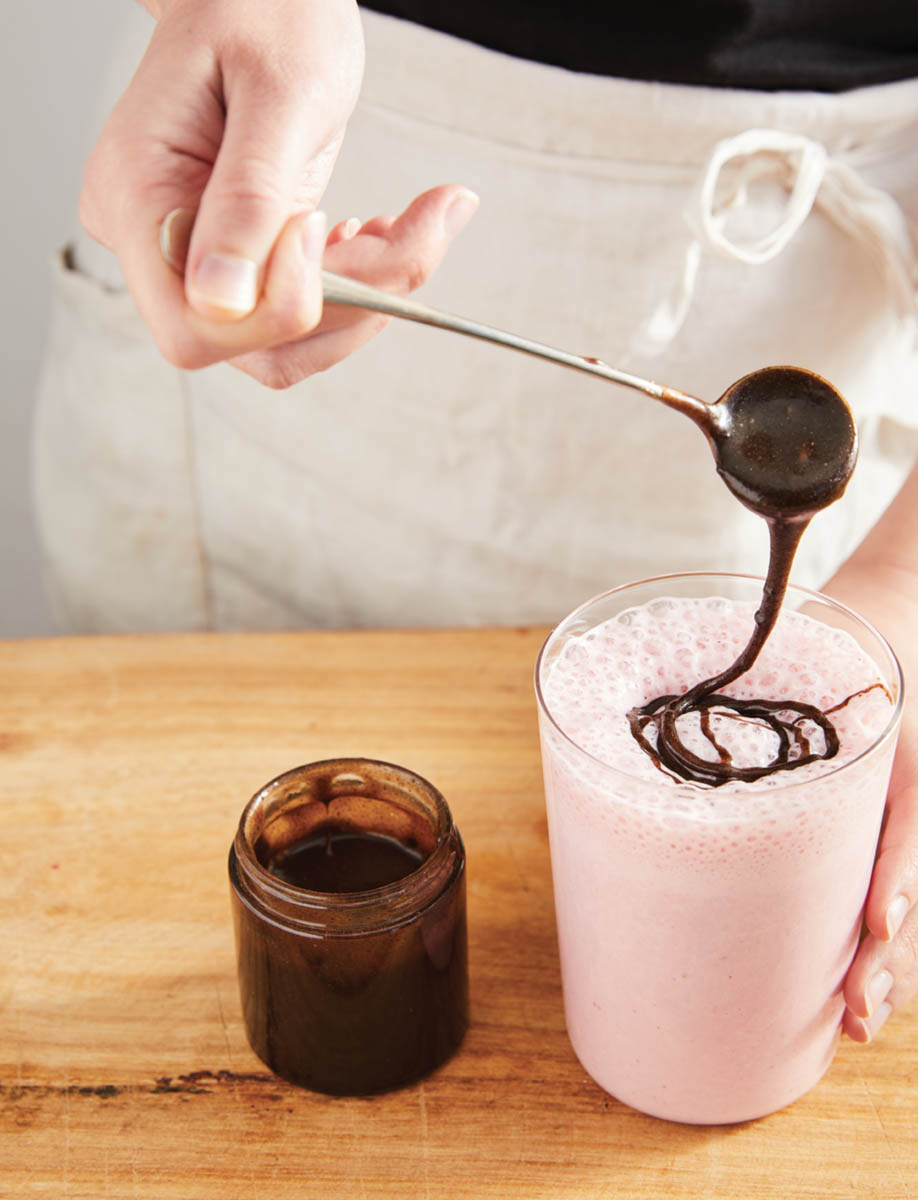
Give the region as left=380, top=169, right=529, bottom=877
left=80, top=0, right=479, bottom=386
left=827, top=464, right=918, bottom=1042
left=227, top=188, right=480, bottom=388
left=156, top=184, right=479, bottom=387
left=843, top=722, right=918, bottom=1043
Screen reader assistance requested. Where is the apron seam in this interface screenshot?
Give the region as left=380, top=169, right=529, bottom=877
left=179, top=371, right=215, bottom=629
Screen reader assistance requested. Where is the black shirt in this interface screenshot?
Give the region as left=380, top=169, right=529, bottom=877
left=361, top=1, right=918, bottom=91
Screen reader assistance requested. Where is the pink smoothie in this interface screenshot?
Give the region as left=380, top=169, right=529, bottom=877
left=537, top=585, right=900, bottom=1124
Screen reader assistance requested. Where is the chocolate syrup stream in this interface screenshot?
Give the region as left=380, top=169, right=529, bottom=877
left=626, top=366, right=860, bottom=788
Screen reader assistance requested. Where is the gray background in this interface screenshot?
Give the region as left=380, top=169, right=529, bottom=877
left=1, top=0, right=140, bottom=636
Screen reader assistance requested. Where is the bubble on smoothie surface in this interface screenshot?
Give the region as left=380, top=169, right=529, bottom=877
left=542, top=597, right=892, bottom=793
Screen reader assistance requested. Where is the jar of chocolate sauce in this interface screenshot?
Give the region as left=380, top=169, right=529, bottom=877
left=228, top=758, right=468, bottom=1095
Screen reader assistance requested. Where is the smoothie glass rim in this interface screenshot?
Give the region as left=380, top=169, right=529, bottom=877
left=534, top=571, right=904, bottom=795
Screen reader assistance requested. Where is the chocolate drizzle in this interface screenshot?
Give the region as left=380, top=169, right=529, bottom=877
left=627, top=366, right=861, bottom=788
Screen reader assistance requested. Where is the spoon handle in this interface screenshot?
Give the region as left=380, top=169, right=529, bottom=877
left=157, top=207, right=707, bottom=417
left=322, top=270, right=701, bottom=410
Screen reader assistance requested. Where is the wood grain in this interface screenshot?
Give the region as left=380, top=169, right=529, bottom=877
left=1, top=629, right=915, bottom=1199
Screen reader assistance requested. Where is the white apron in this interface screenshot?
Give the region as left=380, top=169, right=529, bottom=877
left=34, top=9, right=918, bottom=632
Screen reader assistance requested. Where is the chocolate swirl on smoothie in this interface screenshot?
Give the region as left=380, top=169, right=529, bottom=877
left=627, top=366, right=861, bottom=787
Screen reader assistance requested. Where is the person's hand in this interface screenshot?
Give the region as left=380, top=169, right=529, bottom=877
left=843, top=720, right=918, bottom=1043
left=827, top=464, right=918, bottom=1042
left=156, top=185, right=480, bottom=388
left=80, top=0, right=479, bottom=387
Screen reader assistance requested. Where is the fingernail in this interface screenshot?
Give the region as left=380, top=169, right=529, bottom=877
left=864, top=968, right=893, bottom=1017
left=188, top=252, right=258, bottom=315
left=160, top=207, right=195, bottom=274
left=444, top=188, right=480, bottom=237
left=343, top=216, right=361, bottom=239
left=300, top=210, right=327, bottom=269
left=865, top=1000, right=893, bottom=1042
left=884, top=894, right=910, bottom=941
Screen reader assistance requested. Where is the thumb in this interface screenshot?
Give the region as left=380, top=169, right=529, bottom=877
left=184, top=69, right=334, bottom=321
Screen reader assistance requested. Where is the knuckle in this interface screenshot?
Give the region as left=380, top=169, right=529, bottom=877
left=209, top=154, right=288, bottom=212
left=264, top=276, right=323, bottom=343
left=233, top=348, right=305, bottom=390
left=222, top=33, right=290, bottom=92
left=77, top=187, right=103, bottom=244
left=900, top=907, right=918, bottom=958
left=284, top=296, right=323, bottom=342
left=360, top=312, right=391, bottom=343
left=78, top=145, right=117, bottom=244
left=242, top=35, right=339, bottom=107
left=306, top=351, right=337, bottom=377
left=259, top=356, right=304, bottom=391
left=221, top=33, right=341, bottom=143
left=876, top=912, right=918, bottom=1003
left=153, top=326, right=209, bottom=372
left=401, top=255, right=431, bottom=294
left=358, top=215, right=395, bottom=238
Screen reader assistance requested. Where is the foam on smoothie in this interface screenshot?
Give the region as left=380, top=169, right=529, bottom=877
left=541, top=595, right=894, bottom=843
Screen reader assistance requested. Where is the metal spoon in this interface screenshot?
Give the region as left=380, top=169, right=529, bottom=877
left=157, top=210, right=856, bottom=518
left=322, top=271, right=857, bottom=518
left=321, top=269, right=705, bottom=411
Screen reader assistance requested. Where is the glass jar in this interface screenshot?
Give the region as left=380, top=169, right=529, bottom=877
left=228, top=758, right=468, bottom=1095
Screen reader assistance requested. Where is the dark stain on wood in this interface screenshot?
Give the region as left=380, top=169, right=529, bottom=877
left=1, top=1068, right=280, bottom=1108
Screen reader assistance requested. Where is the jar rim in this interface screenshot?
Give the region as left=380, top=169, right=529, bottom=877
left=230, top=758, right=463, bottom=934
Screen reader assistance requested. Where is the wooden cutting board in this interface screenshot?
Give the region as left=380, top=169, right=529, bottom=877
left=1, top=629, right=915, bottom=1199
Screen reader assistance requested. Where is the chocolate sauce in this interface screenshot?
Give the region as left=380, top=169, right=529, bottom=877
left=707, top=366, right=858, bottom=519
left=628, top=366, right=860, bottom=787
left=265, top=826, right=425, bottom=893
left=229, top=760, right=468, bottom=1094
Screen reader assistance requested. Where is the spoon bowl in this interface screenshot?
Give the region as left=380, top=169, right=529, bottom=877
left=706, top=366, right=858, bottom=520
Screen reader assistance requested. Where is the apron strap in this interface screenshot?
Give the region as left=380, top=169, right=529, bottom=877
left=634, top=127, right=917, bottom=356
